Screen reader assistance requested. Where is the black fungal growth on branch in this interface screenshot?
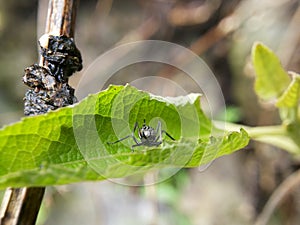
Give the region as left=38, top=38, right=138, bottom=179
left=40, top=35, right=82, bottom=82
left=23, top=35, right=82, bottom=116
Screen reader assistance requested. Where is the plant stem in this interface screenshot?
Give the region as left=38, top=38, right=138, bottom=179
left=0, top=188, right=45, bottom=225
left=214, top=121, right=286, bottom=137
left=215, top=121, right=300, bottom=153
left=242, top=125, right=286, bottom=138
left=0, top=1, right=80, bottom=224
left=254, top=169, right=300, bottom=225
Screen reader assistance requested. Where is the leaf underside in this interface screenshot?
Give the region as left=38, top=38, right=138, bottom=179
left=0, top=85, right=249, bottom=188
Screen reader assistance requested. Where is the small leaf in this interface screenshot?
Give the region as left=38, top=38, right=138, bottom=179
left=0, top=85, right=249, bottom=188
left=276, top=72, right=300, bottom=108
left=252, top=42, right=290, bottom=100
left=275, top=72, right=300, bottom=122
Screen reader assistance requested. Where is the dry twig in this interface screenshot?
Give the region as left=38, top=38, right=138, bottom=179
left=0, top=1, right=80, bottom=224
left=254, top=169, right=300, bottom=225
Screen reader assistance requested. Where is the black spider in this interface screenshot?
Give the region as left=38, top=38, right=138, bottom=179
left=108, top=119, right=175, bottom=151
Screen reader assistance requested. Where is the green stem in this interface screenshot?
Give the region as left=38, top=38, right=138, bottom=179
left=214, top=121, right=286, bottom=137
left=214, top=121, right=299, bottom=154
left=243, top=125, right=286, bottom=138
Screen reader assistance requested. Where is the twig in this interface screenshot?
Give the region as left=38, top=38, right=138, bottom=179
left=0, top=188, right=45, bottom=225
left=254, top=169, right=300, bottom=225
left=0, top=1, right=80, bottom=225
left=45, top=0, right=78, bottom=37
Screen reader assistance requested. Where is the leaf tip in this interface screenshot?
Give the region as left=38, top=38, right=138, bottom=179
left=252, top=41, right=263, bottom=55
left=251, top=42, right=271, bottom=60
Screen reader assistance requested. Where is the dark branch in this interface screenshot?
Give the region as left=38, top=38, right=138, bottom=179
left=0, top=1, right=81, bottom=225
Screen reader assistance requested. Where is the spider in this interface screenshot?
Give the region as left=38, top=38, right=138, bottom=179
left=108, top=119, right=175, bottom=151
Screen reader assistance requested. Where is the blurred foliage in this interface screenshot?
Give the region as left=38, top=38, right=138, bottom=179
left=216, top=105, right=242, bottom=122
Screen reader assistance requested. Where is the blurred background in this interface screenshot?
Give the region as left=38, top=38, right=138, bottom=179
left=1, top=0, right=300, bottom=224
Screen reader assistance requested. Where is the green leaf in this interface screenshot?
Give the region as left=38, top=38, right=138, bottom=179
left=276, top=72, right=300, bottom=122
left=276, top=72, right=300, bottom=108
left=0, top=85, right=249, bottom=188
left=252, top=42, right=290, bottom=100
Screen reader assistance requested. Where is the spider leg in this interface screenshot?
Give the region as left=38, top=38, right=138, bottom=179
left=132, top=122, right=140, bottom=143
left=131, top=142, right=143, bottom=152
left=153, top=141, right=162, bottom=146
left=133, top=122, right=139, bottom=133
left=107, top=135, right=132, bottom=145
left=108, top=122, right=139, bottom=145
left=132, top=135, right=140, bottom=145
left=155, top=120, right=162, bottom=142
left=162, top=130, right=175, bottom=140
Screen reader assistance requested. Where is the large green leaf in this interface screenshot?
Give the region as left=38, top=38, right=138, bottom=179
left=0, top=85, right=249, bottom=188
left=252, top=42, right=290, bottom=100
